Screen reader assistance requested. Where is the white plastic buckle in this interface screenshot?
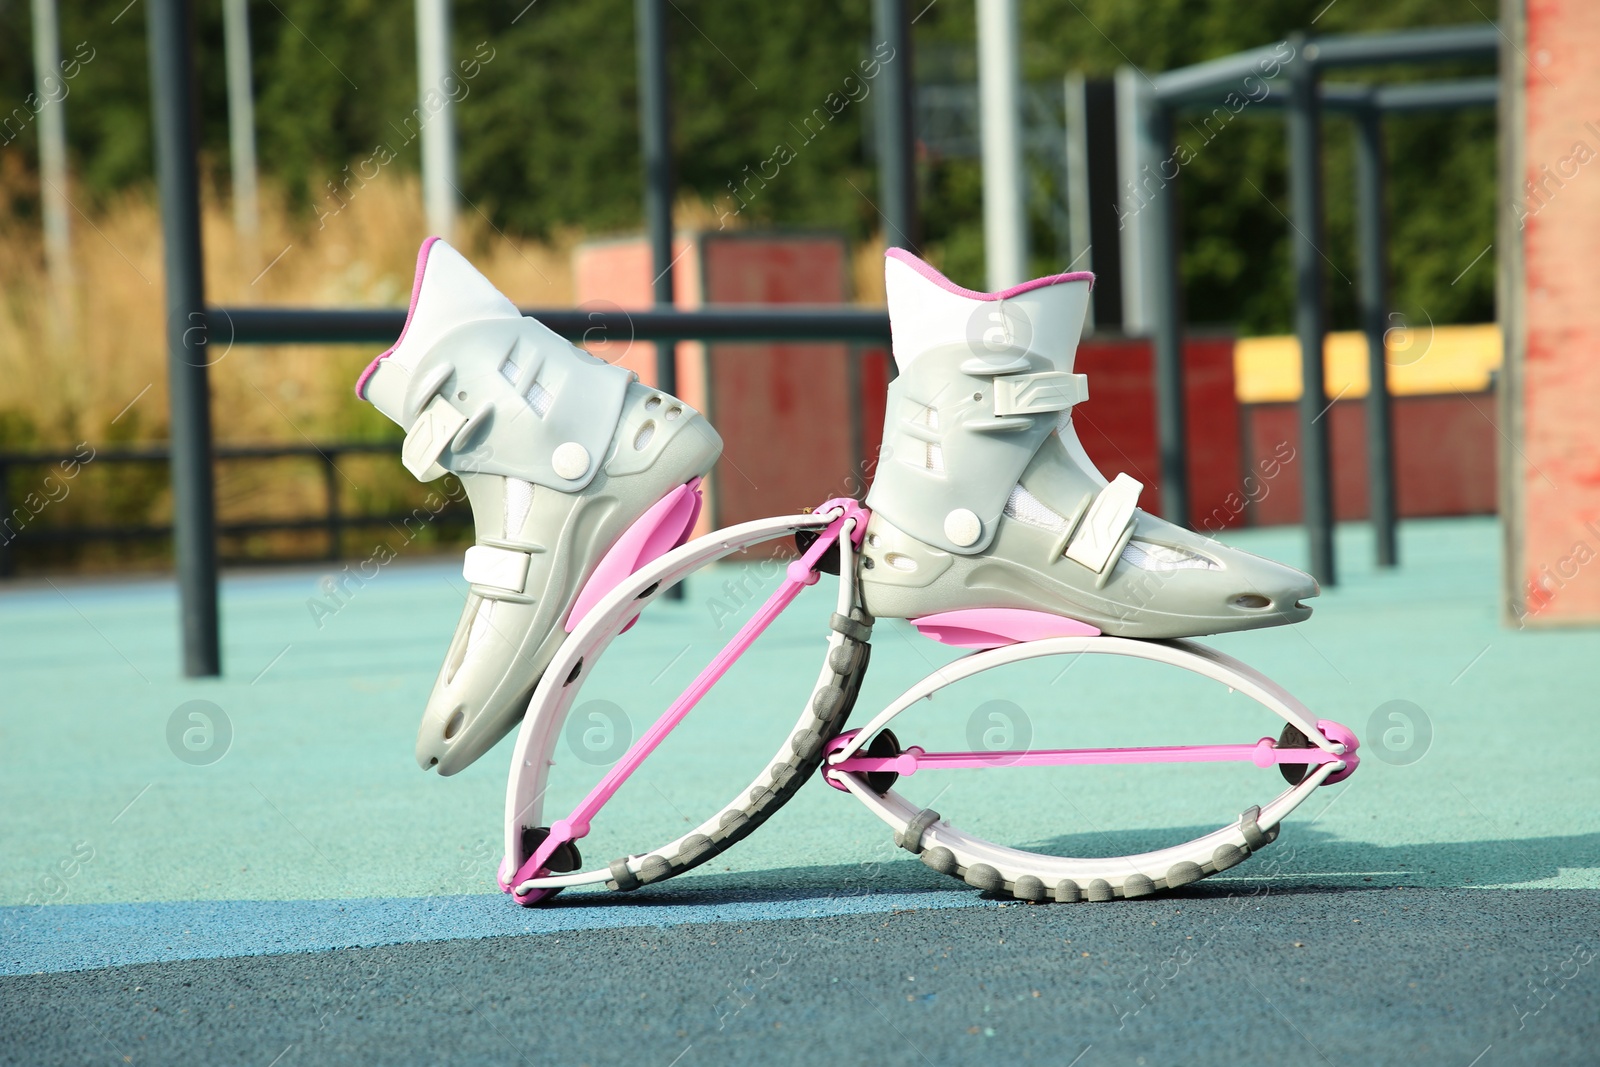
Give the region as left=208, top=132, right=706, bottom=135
left=1063, top=473, right=1142, bottom=573
left=401, top=398, right=468, bottom=480
left=463, top=544, right=531, bottom=593
left=993, top=372, right=1089, bottom=416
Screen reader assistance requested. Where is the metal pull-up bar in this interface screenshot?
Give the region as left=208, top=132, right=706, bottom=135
left=144, top=0, right=916, bottom=676
left=1129, top=24, right=1499, bottom=586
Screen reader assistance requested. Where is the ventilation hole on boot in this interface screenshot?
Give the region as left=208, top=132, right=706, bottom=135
left=972, top=392, right=984, bottom=401
left=924, top=443, right=945, bottom=473
left=919, top=405, right=939, bottom=429
left=861, top=556, right=875, bottom=569
left=443, top=707, right=465, bottom=741
left=1004, top=484, right=1068, bottom=531
left=1231, top=593, right=1272, bottom=610
left=884, top=552, right=918, bottom=572
left=456, top=390, right=468, bottom=401
left=634, top=420, right=656, bottom=451
left=866, top=533, right=881, bottom=548
left=665, top=405, right=683, bottom=421
left=645, top=395, right=663, bottom=411
left=427, top=756, right=439, bottom=768
left=1122, top=539, right=1219, bottom=572
left=525, top=379, right=554, bottom=417
left=564, top=658, right=583, bottom=686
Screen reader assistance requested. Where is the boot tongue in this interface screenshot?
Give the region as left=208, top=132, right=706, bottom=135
left=883, top=248, right=1092, bottom=373
left=357, top=238, right=521, bottom=402
left=385, top=239, right=522, bottom=375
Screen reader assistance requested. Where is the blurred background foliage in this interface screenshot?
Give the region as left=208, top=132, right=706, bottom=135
left=0, top=0, right=1496, bottom=336
left=0, top=0, right=1498, bottom=570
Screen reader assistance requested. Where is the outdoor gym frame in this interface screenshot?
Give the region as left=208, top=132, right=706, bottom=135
left=146, top=0, right=913, bottom=676
left=146, top=1, right=1497, bottom=675
left=1125, top=24, right=1499, bottom=586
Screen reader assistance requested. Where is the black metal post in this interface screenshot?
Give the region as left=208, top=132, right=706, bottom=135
left=1286, top=33, right=1334, bottom=586
left=0, top=461, right=11, bottom=577
left=1145, top=105, right=1190, bottom=526
left=636, top=0, right=676, bottom=396
left=872, top=0, right=917, bottom=249
left=1354, top=102, right=1398, bottom=567
left=636, top=0, right=685, bottom=597
left=148, top=0, right=221, bottom=675
left=322, top=451, right=342, bottom=561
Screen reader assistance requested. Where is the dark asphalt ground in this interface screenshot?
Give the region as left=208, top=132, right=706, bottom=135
left=4, top=885, right=1595, bottom=1067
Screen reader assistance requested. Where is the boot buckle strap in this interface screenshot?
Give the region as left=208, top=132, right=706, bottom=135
left=1063, top=473, right=1142, bottom=573
left=463, top=544, right=532, bottom=593
left=993, top=372, right=1088, bottom=416
left=401, top=397, right=468, bottom=480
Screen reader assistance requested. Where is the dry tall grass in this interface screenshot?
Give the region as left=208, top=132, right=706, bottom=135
left=0, top=167, right=887, bottom=572
left=0, top=168, right=575, bottom=450
left=0, top=168, right=577, bottom=570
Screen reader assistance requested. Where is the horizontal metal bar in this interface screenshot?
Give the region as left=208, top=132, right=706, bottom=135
left=0, top=442, right=400, bottom=465
left=1212, top=77, right=1499, bottom=113
left=4, top=511, right=468, bottom=545
left=1372, top=77, right=1499, bottom=111
left=1152, top=23, right=1499, bottom=107
left=210, top=306, right=894, bottom=346
left=1151, top=43, right=1287, bottom=106
left=1308, top=23, right=1500, bottom=68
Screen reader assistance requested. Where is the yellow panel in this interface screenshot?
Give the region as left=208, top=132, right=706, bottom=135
left=1234, top=324, right=1502, bottom=403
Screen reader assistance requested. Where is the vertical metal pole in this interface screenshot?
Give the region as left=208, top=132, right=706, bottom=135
left=1286, top=32, right=1334, bottom=586
left=222, top=0, right=259, bottom=260
left=635, top=0, right=683, bottom=598
left=1354, top=102, right=1397, bottom=567
left=1064, top=73, right=1093, bottom=329
left=872, top=0, right=917, bottom=250
left=1114, top=66, right=1156, bottom=335
left=148, top=0, right=221, bottom=676
left=31, top=0, right=72, bottom=303
left=322, top=452, right=341, bottom=562
left=1145, top=105, right=1189, bottom=526
left=636, top=0, right=676, bottom=395
left=976, top=0, right=1028, bottom=289
left=0, top=462, right=12, bottom=577
left=415, top=0, right=456, bottom=241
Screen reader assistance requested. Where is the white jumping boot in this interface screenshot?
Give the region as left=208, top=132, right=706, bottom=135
left=358, top=239, right=722, bottom=774
left=859, top=249, right=1317, bottom=637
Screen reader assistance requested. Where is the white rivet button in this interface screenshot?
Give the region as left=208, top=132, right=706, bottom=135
left=944, top=508, right=981, bottom=547
left=552, top=442, right=590, bottom=480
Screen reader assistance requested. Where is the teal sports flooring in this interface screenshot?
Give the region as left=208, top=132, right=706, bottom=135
left=1, top=516, right=1596, bottom=1065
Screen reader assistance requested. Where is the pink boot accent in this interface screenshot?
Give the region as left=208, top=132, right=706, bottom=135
left=564, top=479, right=704, bottom=632
left=909, top=608, right=1101, bottom=649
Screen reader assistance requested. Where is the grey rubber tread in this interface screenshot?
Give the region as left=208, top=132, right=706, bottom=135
left=965, top=863, right=1004, bottom=892
left=920, top=847, right=1274, bottom=902
left=1166, top=861, right=1204, bottom=888
left=1013, top=875, right=1048, bottom=902
left=597, top=608, right=874, bottom=893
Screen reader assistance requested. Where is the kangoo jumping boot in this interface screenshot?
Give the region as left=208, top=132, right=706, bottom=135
left=859, top=249, right=1316, bottom=638
left=358, top=239, right=722, bottom=774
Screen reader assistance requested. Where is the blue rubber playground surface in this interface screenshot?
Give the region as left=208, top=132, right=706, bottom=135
left=2, top=516, right=1596, bottom=1065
